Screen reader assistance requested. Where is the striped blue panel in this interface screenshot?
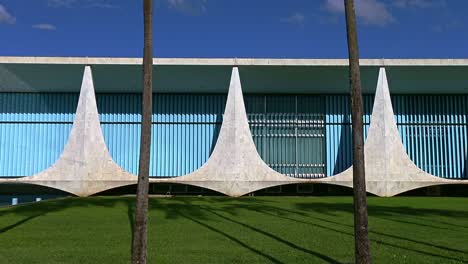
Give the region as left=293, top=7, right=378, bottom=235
left=245, top=95, right=326, bottom=178
left=393, top=95, right=467, bottom=179
left=97, top=93, right=225, bottom=177
left=325, top=95, right=373, bottom=176
left=0, top=93, right=77, bottom=177
left=297, top=96, right=326, bottom=177
left=324, top=94, right=467, bottom=179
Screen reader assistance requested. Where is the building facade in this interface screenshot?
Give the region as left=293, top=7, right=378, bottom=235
left=0, top=57, right=467, bottom=199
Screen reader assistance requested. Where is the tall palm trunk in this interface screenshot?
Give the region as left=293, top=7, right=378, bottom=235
left=132, top=0, right=153, bottom=263
left=344, top=0, right=372, bottom=263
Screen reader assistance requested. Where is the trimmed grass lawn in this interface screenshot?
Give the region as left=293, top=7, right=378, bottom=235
left=0, top=196, right=467, bottom=264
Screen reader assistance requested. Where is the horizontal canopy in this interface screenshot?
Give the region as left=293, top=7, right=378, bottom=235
left=0, top=57, right=467, bottom=94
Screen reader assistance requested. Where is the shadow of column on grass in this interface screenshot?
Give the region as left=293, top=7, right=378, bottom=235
left=292, top=202, right=468, bottom=262
left=201, top=207, right=343, bottom=264
left=294, top=202, right=468, bottom=229
left=0, top=214, right=42, bottom=234
left=125, top=198, right=135, bottom=260
left=207, top=200, right=468, bottom=262
left=235, top=202, right=468, bottom=255
left=3, top=197, right=467, bottom=263
left=0, top=198, right=72, bottom=234
left=180, top=212, right=285, bottom=264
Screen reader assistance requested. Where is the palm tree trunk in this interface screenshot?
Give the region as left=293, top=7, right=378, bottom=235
left=132, top=0, right=153, bottom=263
left=344, top=0, right=372, bottom=263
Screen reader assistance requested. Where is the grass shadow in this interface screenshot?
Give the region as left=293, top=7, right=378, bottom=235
left=125, top=197, right=136, bottom=259
left=2, top=196, right=467, bottom=263
left=210, top=200, right=468, bottom=262
left=201, top=206, right=343, bottom=264
left=180, top=212, right=285, bottom=264
left=0, top=214, right=42, bottom=234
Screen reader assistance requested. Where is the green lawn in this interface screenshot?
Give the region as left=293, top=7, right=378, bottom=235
left=0, top=196, right=467, bottom=264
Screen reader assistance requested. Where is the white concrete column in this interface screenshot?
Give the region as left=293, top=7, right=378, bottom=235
left=1, top=66, right=136, bottom=196
left=364, top=68, right=468, bottom=196
left=152, top=67, right=306, bottom=196
left=329, top=67, right=468, bottom=196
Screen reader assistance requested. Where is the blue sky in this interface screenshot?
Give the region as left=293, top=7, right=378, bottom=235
left=0, top=0, right=467, bottom=58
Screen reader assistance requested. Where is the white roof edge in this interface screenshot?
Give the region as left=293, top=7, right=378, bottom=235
left=1, top=57, right=468, bottom=66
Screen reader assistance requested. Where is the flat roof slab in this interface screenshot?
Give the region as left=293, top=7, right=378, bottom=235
left=1, top=57, right=468, bottom=94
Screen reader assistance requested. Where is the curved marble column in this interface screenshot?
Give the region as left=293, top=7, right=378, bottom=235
left=150, top=67, right=314, bottom=196
left=326, top=68, right=468, bottom=196
left=0, top=66, right=137, bottom=196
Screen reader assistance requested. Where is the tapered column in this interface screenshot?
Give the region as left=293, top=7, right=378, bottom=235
left=1, top=66, right=136, bottom=196
left=151, top=67, right=307, bottom=196
left=364, top=68, right=467, bottom=196
left=330, top=67, right=468, bottom=196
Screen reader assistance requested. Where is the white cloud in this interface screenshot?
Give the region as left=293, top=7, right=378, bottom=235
left=87, top=2, right=117, bottom=9
left=166, top=0, right=207, bottom=15
left=48, top=0, right=76, bottom=8
left=33, top=23, right=57, bottom=30
left=48, top=0, right=117, bottom=9
left=281, top=12, right=306, bottom=26
left=432, top=19, right=461, bottom=32
left=324, top=0, right=395, bottom=26
left=394, top=0, right=446, bottom=9
left=0, top=4, right=16, bottom=24
left=324, top=0, right=344, bottom=13
left=393, top=0, right=459, bottom=32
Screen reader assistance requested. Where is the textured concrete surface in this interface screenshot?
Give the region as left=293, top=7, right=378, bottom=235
left=0, top=66, right=136, bottom=196
left=2, top=56, right=468, bottom=66
left=325, top=68, right=468, bottom=196
left=150, top=67, right=310, bottom=196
